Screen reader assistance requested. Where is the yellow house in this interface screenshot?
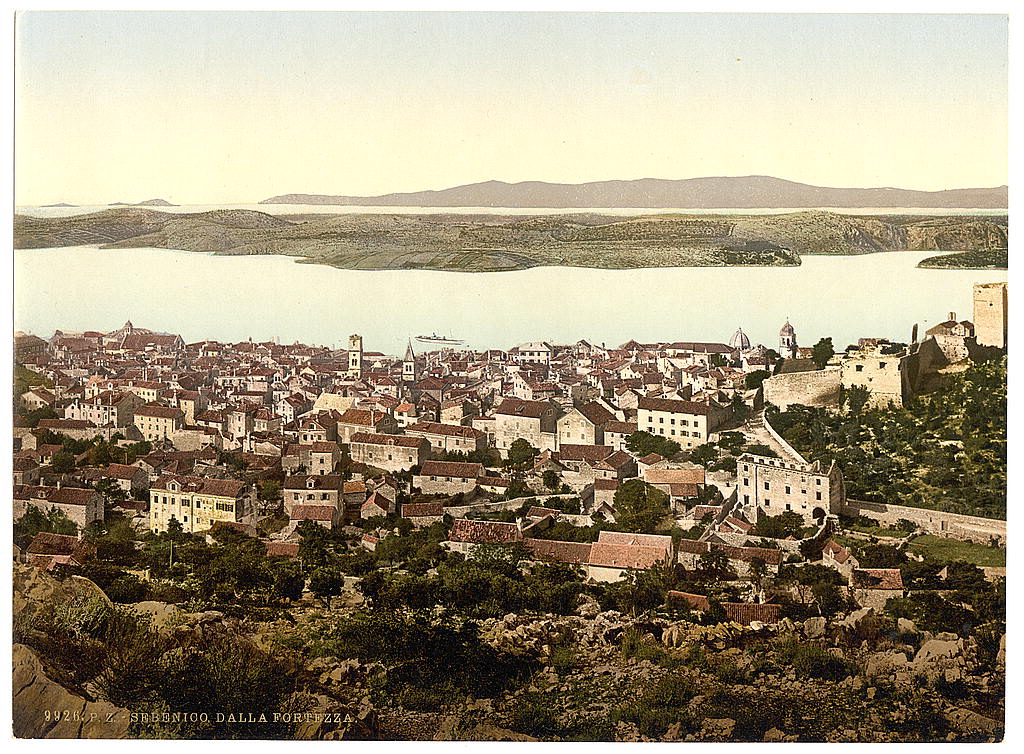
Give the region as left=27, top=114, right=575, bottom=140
left=134, top=403, right=185, bottom=441
left=149, top=475, right=251, bottom=534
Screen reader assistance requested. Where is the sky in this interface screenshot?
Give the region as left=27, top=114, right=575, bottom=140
left=14, top=11, right=1009, bottom=205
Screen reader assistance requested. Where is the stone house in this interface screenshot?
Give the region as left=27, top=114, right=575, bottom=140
left=851, top=568, right=904, bottom=610
left=282, top=474, right=343, bottom=516
left=349, top=432, right=429, bottom=472
left=414, top=460, right=484, bottom=495
left=14, top=484, right=104, bottom=529
left=290, top=504, right=342, bottom=530
left=737, top=452, right=845, bottom=526
left=636, top=396, right=731, bottom=450
left=133, top=404, right=185, bottom=442
left=66, top=390, right=144, bottom=428
left=336, top=409, right=398, bottom=444
left=493, top=397, right=561, bottom=456
left=148, top=475, right=251, bottom=534
left=401, top=502, right=445, bottom=527
left=405, top=421, right=486, bottom=455
left=556, top=400, right=616, bottom=447
left=101, top=462, right=149, bottom=494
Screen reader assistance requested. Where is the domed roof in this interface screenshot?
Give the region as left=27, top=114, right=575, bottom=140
left=780, top=320, right=795, bottom=336
left=729, top=328, right=751, bottom=350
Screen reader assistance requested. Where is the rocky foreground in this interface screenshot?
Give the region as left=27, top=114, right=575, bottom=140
left=12, top=565, right=1003, bottom=741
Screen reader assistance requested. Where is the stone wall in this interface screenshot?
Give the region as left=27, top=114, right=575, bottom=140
left=842, top=499, right=1006, bottom=545
left=763, top=369, right=841, bottom=411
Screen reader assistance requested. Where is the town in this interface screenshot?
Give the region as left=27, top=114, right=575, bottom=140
left=12, top=281, right=1007, bottom=741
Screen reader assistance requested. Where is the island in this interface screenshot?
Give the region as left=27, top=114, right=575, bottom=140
left=14, top=208, right=1007, bottom=272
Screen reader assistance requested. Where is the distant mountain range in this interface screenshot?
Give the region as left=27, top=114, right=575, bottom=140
left=260, top=176, right=1008, bottom=209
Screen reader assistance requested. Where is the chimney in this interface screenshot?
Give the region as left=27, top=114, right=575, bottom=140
left=911, top=323, right=919, bottom=343
left=949, top=312, right=956, bottom=322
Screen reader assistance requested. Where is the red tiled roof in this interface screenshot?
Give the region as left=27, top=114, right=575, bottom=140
left=419, top=460, right=483, bottom=479
left=406, top=421, right=484, bottom=439
left=26, top=532, right=95, bottom=561
left=558, top=444, right=613, bottom=462
left=152, top=475, right=246, bottom=498
left=823, top=539, right=852, bottom=564
left=103, top=463, right=141, bottom=480
left=645, top=467, right=706, bottom=485
left=524, top=538, right=593, bottom=565
left=852, top=568, right=904, bottom=590
left=264, top=541, right=300, bottom=558
left=449, top=518, right=520, bottom=544
left=598, top=530, right=672, bottom=556
left=588, top=542, right=665, bottom=570
left=494, top=398, right=553, bottom=419
left=351, top=432, right=428, bottom=448
left=401, top=502, right=444, bottom=518
left=721, top=602, right=783, bottom=624
left=134, top=403, right=185, bottom=419
left=638, top=396, right=713, bottom=415
left=291, top=504, right=336, bottom=521
left=667, top=590, right=711, bottom=611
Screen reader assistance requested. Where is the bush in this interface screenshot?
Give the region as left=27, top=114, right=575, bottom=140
left=614, top=673, right=697, bottom=737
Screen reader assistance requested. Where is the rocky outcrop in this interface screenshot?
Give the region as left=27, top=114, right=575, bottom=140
left=12, top=644, right=129, bottom=739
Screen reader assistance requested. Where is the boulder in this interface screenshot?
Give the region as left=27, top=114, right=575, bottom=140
left=896, top=617, right=918, bottom=635
left=575, top=594, right=601, bottom=618
left=914, top=639, right=960, bottom=664
left=803, top=617, right=826, bottom=638
left=130, top=601, right=181, bottom=632
left=701, top=718, right=736, bottom=739
left=945, top=707, right=1003, bottom=739
left=864, top=650, right=908, bottom=678
left=12, top=644, right=130, bottom=739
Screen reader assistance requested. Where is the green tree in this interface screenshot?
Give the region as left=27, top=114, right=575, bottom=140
left=51, top=449, right=76, bottom=473
left=308, top=567, right=343, bottom=605
left=542, top=469, right=561, bottom=491
left=613, top=480, right=670, bottom=533
left=625, top=431, right=680, bottom=459
left=688, top=443, right=718, bottom=467
left=811, top=337, right=835, bottom=370
left=270, top=560, right=305, bottom=602
left=257, top=480, right=281, bottom=508
left=842, top=384, right=871, bottom=415
left=506, top=438, right=540, bottom=469
left=745, top=370, right=770, bottom=390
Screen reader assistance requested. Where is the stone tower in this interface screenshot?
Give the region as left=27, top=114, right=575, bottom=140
left=973, top=282, right=1008, bottom=349
left=779, top=320, right=797, bottom=359
left=403, top=339, right=419, bottom=383
left=347, top=334, right=363, bottom=378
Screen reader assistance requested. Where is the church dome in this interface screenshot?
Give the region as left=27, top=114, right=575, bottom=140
left=780, top=320, right=795, bottom=336
left=729, top=328, right=751, bottom=351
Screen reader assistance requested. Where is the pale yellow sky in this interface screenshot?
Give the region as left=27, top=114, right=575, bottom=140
left=15, top=12, right=1009, bottom=205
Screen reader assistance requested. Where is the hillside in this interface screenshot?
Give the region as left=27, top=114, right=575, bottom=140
left=261, top=176, right=1008, bottom=209
left=14, top=209, right=1008, bottom=272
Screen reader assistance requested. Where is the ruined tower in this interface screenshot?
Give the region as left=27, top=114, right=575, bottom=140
left=973, top=282, right=1008, bottom=349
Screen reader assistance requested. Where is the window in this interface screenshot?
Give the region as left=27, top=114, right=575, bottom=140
left=764, top=481, right=770, bottom=490
left=785, top=486, right=791, bottom=494
left=743, top=478, right=749, bottom=486
left=855, top=365, right=864, bottom=372
left=816, top=492, right=822, bottom=501
left=879, top=362, right=887, bottom=369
